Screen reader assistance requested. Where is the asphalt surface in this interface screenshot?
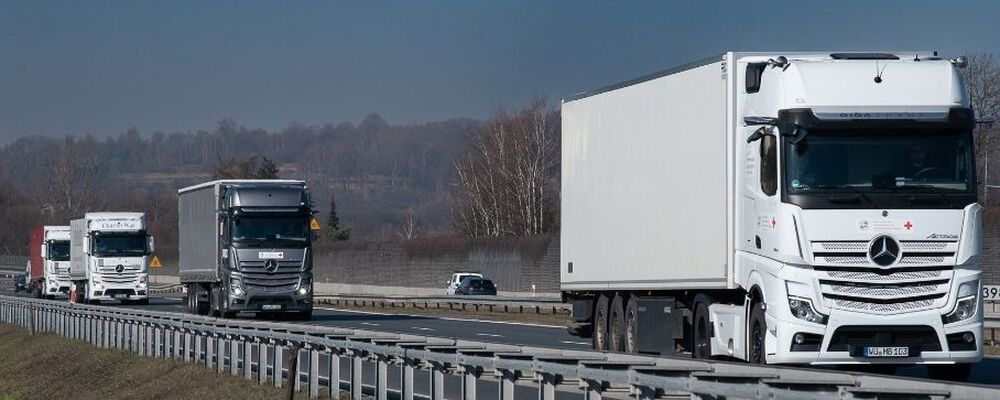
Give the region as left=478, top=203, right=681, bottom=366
left=4, top=288, right=1000, bottom=390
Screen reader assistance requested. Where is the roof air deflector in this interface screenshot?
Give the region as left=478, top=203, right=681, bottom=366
left=829, top=53, right=900, bottom=60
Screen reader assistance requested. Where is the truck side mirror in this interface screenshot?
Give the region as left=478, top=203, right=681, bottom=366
left=147, top=236, right=155, bottom=253
left=40, top=244, right=48, bottom=259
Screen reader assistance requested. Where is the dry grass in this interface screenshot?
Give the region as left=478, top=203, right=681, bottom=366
left=986, top=345, right=1000, bottom=357
left=0, top=324, right=326, bottom=400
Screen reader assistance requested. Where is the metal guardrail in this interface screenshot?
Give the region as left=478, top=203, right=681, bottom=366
left=315, top=295, right=571, bottom=316
left=2, top=295, right=998, bottom=400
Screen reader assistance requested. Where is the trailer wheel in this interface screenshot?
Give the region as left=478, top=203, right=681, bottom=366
left=624, top=294, right=639, bottom=353
left=185, top=286, right=196, bottom=313
left=748, top=302, right=766, bottom=364
left=593, top=294, right=611, bottom=351
left=609, top=294, right=626, bottom=352
left=195, top=285, right=210, bottom=315
left=691, top=295, right=712, bottom=359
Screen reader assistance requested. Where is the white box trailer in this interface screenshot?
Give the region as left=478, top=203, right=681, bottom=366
left=561, top=52, right=983, bottom=380
left=561, top=56, right=731, bottom=291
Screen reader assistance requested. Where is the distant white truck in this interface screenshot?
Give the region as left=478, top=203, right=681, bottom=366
left=29, top=225, right=72, bottom=298
left=69, top=212, right=153, bottom=305
left=561, top=51, right=983, bottom=380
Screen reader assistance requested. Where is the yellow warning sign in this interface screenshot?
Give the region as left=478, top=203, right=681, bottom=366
left=310, top=218, right=321, bottom=231
left=150, top=256, right=163, bottom=269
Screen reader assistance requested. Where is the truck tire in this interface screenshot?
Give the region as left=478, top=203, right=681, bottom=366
left=608, top=294, right=626, bottom=352
left=185, top=285, right=196, bottom=313
left=593, top=294, right=611, bottom=351
left=748, top=301, right=766, bottom=364
left=624, top=294, right=640, bottom=353
left=928, top=363, right=971, bottom=382
left=692, top=302, right=711, bottom=359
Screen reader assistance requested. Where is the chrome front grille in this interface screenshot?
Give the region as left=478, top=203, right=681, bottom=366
left=239, top=261, right=301, bottom=292
left=96, top=264, right=141, bottom=283
left=811, top=239, right=956, bottom=314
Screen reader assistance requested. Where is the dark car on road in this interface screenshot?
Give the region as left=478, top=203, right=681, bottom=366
left=13, top=274, right=27, bottom=293
left=455, top=277, right=497, bottom=296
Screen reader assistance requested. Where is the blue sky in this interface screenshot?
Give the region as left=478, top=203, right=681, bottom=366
left=0, top=1, right=997, bottom=139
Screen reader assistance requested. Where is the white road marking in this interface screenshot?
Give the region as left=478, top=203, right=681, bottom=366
left=476, top=333, right=504, bottom=338
left=315, top=307, right=566, bottom=329
left=411, top=326, right=434, bottom=331
left=360, top=322, right=380, bottom=326
left=559, top=340, right=590, bottom=346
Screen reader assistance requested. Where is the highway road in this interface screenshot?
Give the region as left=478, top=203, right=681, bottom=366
left=4, top=288, right=1000, bottom=388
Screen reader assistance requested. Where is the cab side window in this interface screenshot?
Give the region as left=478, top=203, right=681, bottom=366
left=760, top=135, right=778, bottom=196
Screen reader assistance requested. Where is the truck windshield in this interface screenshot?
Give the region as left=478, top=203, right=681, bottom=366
left=92, top=234, right=148, bottom=257
left=784, top=130, right=974, bottom=194
left=231, top=215, right=310, bottom=248
left=48, top=241, right=70, bottom=261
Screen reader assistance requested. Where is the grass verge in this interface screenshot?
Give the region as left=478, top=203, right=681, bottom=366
left=0, top=323, right=325, bottom=400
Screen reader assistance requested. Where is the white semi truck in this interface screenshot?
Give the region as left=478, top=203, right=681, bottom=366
left=29, top=225, right=72, bottom=298
left=69, top=212, right=153, bottom=305
left=561, top=51, right=984, bottom=380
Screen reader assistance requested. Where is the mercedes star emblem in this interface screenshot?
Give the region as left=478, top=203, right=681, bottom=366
left=868, top=235, right=900, bottom=267
left=115, top=264, right=125, bottom=273
left=264, top=259, right=279, bottom=273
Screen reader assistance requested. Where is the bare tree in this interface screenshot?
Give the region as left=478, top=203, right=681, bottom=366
left=964, top=53, right=1000, bottom=203
left=397, top=208, right=421, bottom=240
left=450, top=99, right=560, bottom=237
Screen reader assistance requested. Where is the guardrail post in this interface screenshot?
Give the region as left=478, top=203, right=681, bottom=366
left=309, top=348, right=320, bottom=399
left=351, top=352, right=363, bottom=400
left=206, top=333, right=215, bottom=369
left=429, top=362, right=445, bottom=400
left=582, top=379, right=603, bottom=400
left=293, top=347, right=303, bottom=393
left=328, top=351, right=342, bottom=398
left=186, top=330, right=195, bottom=363
left=376, top=355, right=389, bottom=400
left=461, top=366, right=480, bottom=400
left=259, top=341, right=270, bottom=384
left=230, top=336, right=240, bottom=375
left=244, top=338, right=254, bottom=380
left=273, top=345, right=284, bottom=388
left=537, top=373, right=556, bottom=400
left=496, top=369, right=517, bottom=400
left=103, top=319, right=111, bottom=348
left=154, top=325, right=163, bottom=358
left=175, top=329, right=184, bottom=360
left=400, top=359, right=415, bottom=400
left=217, top=335, right=227, bottom=373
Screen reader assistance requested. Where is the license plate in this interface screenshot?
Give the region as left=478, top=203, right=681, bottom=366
left=112, top=294, right=127, bottom=299
left=261, top=304, right=282, bottom=310
left=864, top=346, right=909, bottom=357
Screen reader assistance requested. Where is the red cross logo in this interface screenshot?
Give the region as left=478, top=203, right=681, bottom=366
left=904, top=221, right=913, bottom=230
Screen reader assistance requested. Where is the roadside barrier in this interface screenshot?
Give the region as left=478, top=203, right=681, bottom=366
left=2, top=295, right=998, bottom=400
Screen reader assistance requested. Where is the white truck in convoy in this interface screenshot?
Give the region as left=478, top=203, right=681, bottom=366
left=69, top=212, right=153, bottom=305
left=30, top=225, right=72, bottom=298
left=561, top=51, right=984, bottom=380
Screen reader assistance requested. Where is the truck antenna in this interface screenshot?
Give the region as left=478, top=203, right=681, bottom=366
left=874, top=60, right=887, bottom=84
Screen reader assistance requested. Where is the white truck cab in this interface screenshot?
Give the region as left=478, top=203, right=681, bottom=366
left=41, top=226, right=72, bottom=297
left=70, top=212, right=153, bottom=304
left=561, top=51, right=983, bottom=381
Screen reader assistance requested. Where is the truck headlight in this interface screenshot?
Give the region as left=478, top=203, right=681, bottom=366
left=230, top=277, right=243, bottom=295
left=788, top=297, right=827, bottom=324
left=137, top=275, right=148, bottom=289
left=943, top=297, right=978, bottom=325
left=297, top=278, right=312, bottom=295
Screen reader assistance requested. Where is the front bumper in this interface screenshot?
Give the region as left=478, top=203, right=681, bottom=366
left=45, top=277, right=72, bottom=295
left=88, top=282, right=148, bottom=301
left=766, top=307, right=983, bottom=365
left=226, top=290, right=313, bottom=313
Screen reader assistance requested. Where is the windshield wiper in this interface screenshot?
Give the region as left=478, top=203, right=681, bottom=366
left=814, top=185, right=882, bottom=208
left=887, top=184, right=954, bottom=207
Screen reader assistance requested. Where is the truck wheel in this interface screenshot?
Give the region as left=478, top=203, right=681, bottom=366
left=608, top=294, right=626, bottom=352
left=748, top=302, right=766, bottom=364
left=195, top=285, right=210, bottom=315
left=593, top=294, right=611, bottom=351
left=692, top=301, right=711, bottom=359
left=928, top=363, right=971, bottom=382
left=624, top=294, right=640, bottom=353
left=185, top=285, right=196, bottom=313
